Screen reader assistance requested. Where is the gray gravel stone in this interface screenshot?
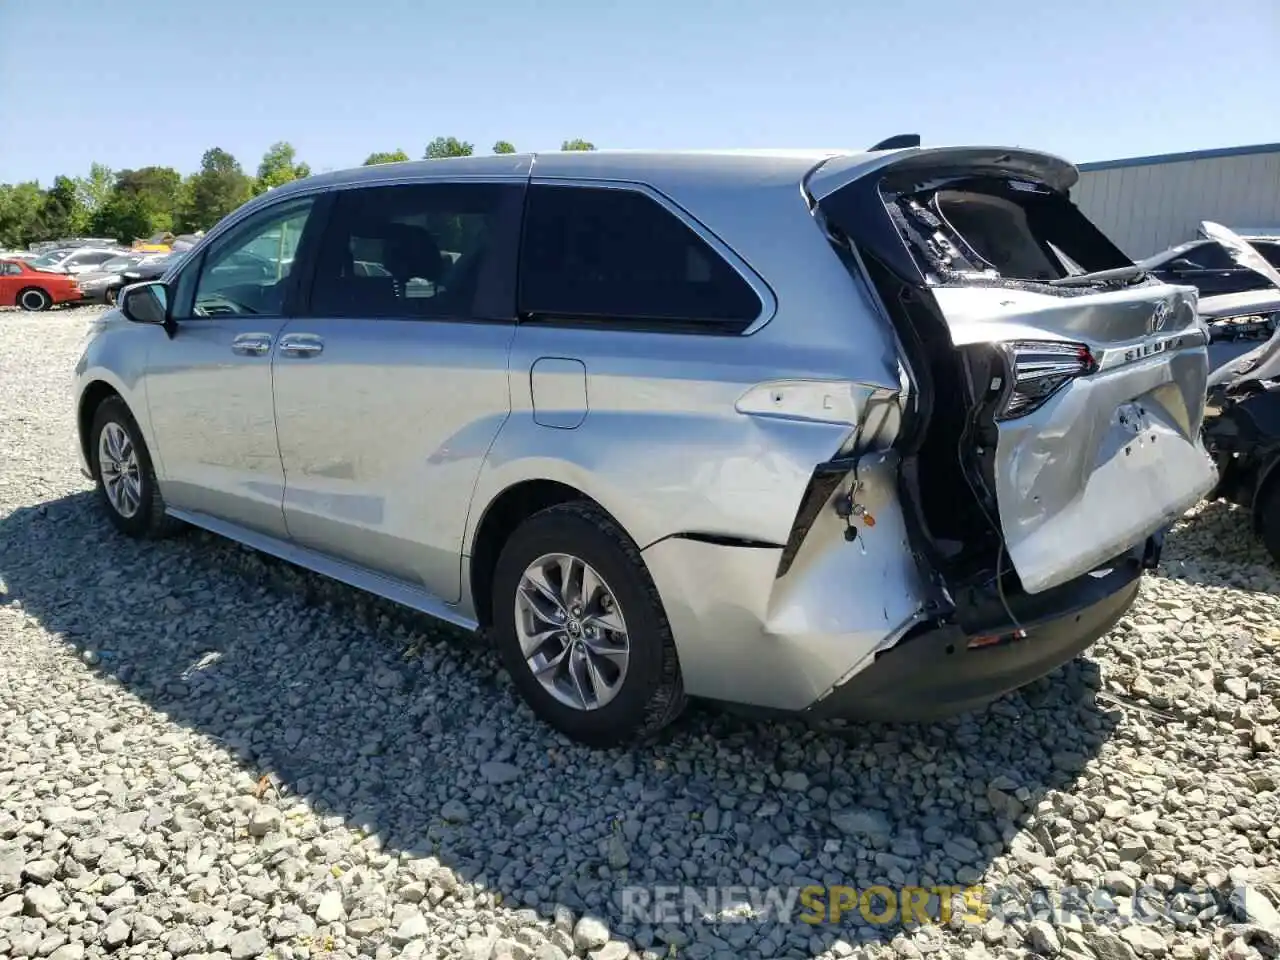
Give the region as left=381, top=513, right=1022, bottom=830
left=573, top=916, right=611, bottom=952
left=440, top=799, right=470, bottom=823
left=229, top=929, right=268, bottom=959
left=248, top=805, right=282, bottom=837
left=480, top=761, right=521, bottom=785
left=315, top=890, right=343, bottom=923
left=23, top=884, right=63, bottom=920
left=1027, top=920, right=1062, bottom=955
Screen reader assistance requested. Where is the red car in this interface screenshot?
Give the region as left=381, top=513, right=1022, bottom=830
left=0, top=258, right=82, bottom=311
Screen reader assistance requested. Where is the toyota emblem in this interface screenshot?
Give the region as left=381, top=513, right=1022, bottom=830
left=1149, top=301, right=1171, bottom=334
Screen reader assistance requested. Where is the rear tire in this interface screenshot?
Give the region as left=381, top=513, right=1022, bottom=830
left=88, top=396, right=181, bottom=539
left=491, top=501, right=686, bottom=747
left=17, top=287, right=51, bottom=312
left=1259, top=477, right=1280, bottom=566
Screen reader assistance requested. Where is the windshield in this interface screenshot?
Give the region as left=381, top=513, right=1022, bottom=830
left=29, top=252, right=67, bottom=268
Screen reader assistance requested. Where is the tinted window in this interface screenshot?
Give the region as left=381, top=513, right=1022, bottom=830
left=0, top=262, right=20, bottom=276
left=74, top=250, right=116, bottom=265
left=307, top=181, right=523, bottom=321
left=517, top=185, right=762, bottom=330
left=186, top=197, right=315, bottom=317
left=1252, top=241, right=1280, bottom=268
left=1173, top=243, right=1234, bottom=270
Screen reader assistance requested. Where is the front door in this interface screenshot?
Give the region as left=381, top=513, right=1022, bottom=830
left=0, top=260, right=22, bottom=305
left=271, top=178, right=525, bottom=601
left=142, top=195, right=320, bottom=538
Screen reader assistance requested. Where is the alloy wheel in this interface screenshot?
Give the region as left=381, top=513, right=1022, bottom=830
left=98, top=421, right=142, bottom=518
left=514, top=552, right=630, bottom=710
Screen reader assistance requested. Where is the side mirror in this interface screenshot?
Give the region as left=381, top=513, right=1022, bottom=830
left=1170, top=258, right=1198, bottom=271
left=119, top=280, right=170, bottom=327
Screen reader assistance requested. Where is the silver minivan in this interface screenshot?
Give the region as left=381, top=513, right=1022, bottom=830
left=74, top=147, right=1217, bottom=746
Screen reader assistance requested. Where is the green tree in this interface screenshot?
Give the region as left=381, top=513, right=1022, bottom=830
left=254, top=141, right=311, bottom=195
left=560, top=139, right=596, bottom=151
left=74, top=163, right=115, bottom=222
left=38, top=176, right=88, bottom=239
left=424, top=137, right=473, bottom=160
left=179, top=148, right=253, bottom=232
left=91, top=166, right=184, bottom=243
left=492, top=140, right=517, bottom=155
left=0, top=182, right=44, bottom=248
left=363, top=149, right=411, bottom=165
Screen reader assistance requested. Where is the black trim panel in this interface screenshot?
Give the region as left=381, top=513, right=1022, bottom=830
left=805, top=541, right=1150, bottom=723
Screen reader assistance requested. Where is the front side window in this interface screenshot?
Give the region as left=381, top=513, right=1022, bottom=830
left=307, top=181, right=522, bottom=320
left=187, top=198, right=315, bottom=317
left=0, top=262, right=21, bottom=276
left=517, top=184, right=762, bottom=330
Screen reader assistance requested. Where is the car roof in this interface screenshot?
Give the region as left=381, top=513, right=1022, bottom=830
left=269, top=150, right=854, bottom=195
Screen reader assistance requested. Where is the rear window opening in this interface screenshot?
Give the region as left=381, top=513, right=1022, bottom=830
left=887, top=176, right=1134, bottom=287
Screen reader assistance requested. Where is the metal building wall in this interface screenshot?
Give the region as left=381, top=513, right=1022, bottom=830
left=1070, top=144, right=1280, bottom=260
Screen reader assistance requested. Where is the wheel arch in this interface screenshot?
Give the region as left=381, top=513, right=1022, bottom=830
left=77, top=375, right=149, bottom=473
left=467, top=478, right=625, bottom=631
left=78, top=381, right=124, bottom=466
left=16, top=286, right=51, bottom=310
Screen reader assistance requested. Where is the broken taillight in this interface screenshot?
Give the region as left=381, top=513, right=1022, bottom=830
left=993, top=340, right=1096, bottom=421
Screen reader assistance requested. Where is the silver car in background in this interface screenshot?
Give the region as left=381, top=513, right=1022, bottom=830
left=75, top=253, right=168, bottom=304
left=74, top=147, right=1217, bottom=746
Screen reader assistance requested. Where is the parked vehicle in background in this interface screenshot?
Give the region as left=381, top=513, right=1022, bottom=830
left=1139, top=232, right=1280, bottom=297
left=76, top=146, right=1217, bottom=746
left=76, top=253, right=166, bottom=304
left=1199, top=223, right=1280, bottom=565
left=106, top=252, right=185, bottom=303
left=0, top=258, right=82, bottom=311
left=28, top=246, right=130, bottom=276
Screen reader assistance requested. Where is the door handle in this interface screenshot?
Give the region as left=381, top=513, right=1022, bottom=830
left=231, top=333, right=273, bottom=356
left=279, top=334, right=324, bottom=358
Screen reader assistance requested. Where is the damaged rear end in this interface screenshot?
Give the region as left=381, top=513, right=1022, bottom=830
left=792, top=146, right=1217, bottom=719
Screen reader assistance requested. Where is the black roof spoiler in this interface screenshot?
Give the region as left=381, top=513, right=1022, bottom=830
left=868, top=134, right=921, bottom=151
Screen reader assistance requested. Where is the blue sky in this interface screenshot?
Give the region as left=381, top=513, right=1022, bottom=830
left=1, top=0, right=1277, bottom=184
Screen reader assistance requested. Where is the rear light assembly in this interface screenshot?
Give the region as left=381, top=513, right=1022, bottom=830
left=992, top=340, right=1096, bottom=421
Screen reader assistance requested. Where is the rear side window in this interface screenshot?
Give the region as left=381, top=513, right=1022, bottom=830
left=306, top=181, right=524, bottom=321
left=1174, top=243, right=1233, bottom=270
left=517, top=184, right=762, bottom=331
left=1256, top=242, right=1280, bottom=268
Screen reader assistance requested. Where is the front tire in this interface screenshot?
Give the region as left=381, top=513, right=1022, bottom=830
left=491, top=501, right=686, bottom=747
left=88, top=396, right=180, bottom=539
left=17, top=287, right=51, bottom=312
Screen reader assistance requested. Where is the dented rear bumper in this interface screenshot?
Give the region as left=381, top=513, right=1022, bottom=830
left=804, top=536, right=1155, bottom=723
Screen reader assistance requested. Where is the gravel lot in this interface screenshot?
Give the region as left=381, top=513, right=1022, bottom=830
left=2, top=305, right=1279, bottom=960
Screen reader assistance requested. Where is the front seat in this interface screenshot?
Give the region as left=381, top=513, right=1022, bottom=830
left=380, top=224, right=447, bottom=304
